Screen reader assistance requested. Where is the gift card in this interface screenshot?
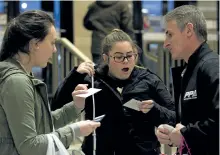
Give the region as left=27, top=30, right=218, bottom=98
left=76, top=88, right=101, bottom=98
left=123, top=99, right=141, bottom=111
left=93, top=115, right=106, bottom=122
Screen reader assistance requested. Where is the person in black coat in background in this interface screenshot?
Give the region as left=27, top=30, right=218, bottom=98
left=156, top=5, right=219, bottom=155
left=51, top=29, right=176, bottom=155
left=83, top=1, right=135, bottom=64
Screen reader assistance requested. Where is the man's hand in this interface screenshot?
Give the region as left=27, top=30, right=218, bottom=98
left=170, top=123, right=185, bottom=146
left=139, top=100, right=154, bottom=113
left=72, top=84, right=88, bottom=109
left=76, top=61, right=95, bottom=76
left=175, top=123, right=185, bottom=130
left=156, top=124, right=171, bottom=145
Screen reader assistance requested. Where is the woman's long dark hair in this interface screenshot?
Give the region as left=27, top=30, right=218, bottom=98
left=0, top=10, right=54, bottom=61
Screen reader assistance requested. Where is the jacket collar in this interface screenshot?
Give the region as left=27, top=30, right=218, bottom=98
left=172, top=42, right=211, bottom=77
left=187, top=42, right=212, bottom=69
left=6, top=58, right=34, bottom=78
left=7, top=58, right=46, bottom=86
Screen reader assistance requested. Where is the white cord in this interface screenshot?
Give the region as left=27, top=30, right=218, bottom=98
left=91, top=76, right=96, bottom=155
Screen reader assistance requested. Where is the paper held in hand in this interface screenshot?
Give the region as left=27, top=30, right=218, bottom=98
left=123, top=99, right=142, bottom=111
left=75, top=88, right=102, bottom=98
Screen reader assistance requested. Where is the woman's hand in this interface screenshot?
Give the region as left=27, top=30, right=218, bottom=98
left=139, top=100, right=154, bottom=113
left=72, top=84, right=88, bottom=109
left=76, top=120, right=101, bottom=136
left=76, top=61, right=95, bottom=76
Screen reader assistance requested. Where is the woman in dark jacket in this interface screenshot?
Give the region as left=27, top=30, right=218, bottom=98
left=51, top=29, right=176, bottom=155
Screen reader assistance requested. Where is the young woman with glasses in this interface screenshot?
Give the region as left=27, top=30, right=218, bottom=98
left=51, top=29, right=176, bottom=155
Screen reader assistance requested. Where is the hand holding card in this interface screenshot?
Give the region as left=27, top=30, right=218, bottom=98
left=72, top=84, right=89, bottom=109
left=139, top=100, right=154, bottom=113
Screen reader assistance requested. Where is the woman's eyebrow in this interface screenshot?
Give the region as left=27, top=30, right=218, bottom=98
left=113, top=51, right=133, bottom=55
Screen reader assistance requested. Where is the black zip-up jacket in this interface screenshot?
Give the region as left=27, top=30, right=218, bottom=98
left=172, top=42, right=219, bottom=155
left=51, top=66, right=176, bottom=155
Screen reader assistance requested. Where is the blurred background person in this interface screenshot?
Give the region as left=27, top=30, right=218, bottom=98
left=83, top=1, right=135, bottom=64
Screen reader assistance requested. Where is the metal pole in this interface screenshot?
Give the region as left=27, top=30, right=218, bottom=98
left=92, top=76, right=96, bottom=155
left=6, top=1, right=19, bottom=22
left=132, top=1, right=145, bottom=67
left=217, top=0, right=219, bottom=54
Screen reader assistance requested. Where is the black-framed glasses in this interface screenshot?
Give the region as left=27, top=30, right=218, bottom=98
left=109, top=53, right=137, bottom=63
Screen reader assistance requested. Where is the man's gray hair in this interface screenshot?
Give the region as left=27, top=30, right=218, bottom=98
left=164, top=5, right=207, bottom=41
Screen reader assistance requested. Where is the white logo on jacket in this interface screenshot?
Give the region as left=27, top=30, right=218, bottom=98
left=184, top=90, right=197, bottom=100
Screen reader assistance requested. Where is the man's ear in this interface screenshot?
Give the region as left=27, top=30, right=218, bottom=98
left=185, top=23, right=194, bottom=37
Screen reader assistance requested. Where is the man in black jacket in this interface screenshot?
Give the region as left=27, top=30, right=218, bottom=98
left=156, top=5, right=219, bottom=155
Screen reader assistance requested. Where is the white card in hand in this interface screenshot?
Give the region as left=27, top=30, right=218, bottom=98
left=123, top=99, right=141, bottom=111
left=76, top=88, right=101, bottom=98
